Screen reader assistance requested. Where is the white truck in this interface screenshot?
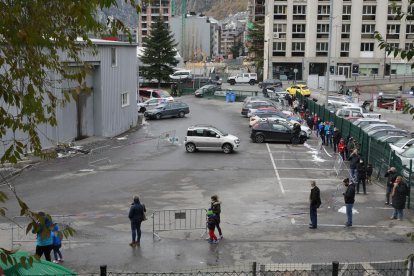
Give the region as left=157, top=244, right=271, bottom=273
left=341, top=106, right=382, bottom=119
left=227, top=73, right=257, bottom=85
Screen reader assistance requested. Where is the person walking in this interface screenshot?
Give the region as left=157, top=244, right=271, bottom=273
left=356, top=160, right=367, bottom=194
left=309, top=181, right=321, bottom=229
left=384, top=167, right=398, bottom=205
left=206, top=210, right=219, bottom=244
left=348, top=149, right=360, bottom=181
left=390, top=176, right=409, bottom=220
left=210, top=195, right=223, bottom=239
left=32, top=212, right=53, bottom=261
left=52, top=224, right=63, bottom=263
left=343, top=178, right=355, bottom=227
left=332, top=127, right=341, bottom=153
left=128, top=195, right=146, bottom=247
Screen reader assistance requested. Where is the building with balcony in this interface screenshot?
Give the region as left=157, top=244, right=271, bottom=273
left=138, top=0, right=171, bottom=45
left=264, top=0, right=414, bottom=81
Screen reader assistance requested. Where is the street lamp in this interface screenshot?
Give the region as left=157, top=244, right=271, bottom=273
left=324, top=0, right=334, bottom=105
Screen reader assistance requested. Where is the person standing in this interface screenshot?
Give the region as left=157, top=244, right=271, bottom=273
left=338, top=138, right=346, bottom=160
left=366, top=163, right=373, bottom=185
left=390, top=176, right=409, bottom=220
left=384, top=167, right=397, bottom=205
left=309, top=181, right=321, bottom=229
left=52, top=224, right=63, bottom=263
left=206, top=210, right=219, bottom=244
left=356, top=160, right=367, bottom=194
left=343, top=178, right=355, bottom=227
left=128, top=195, right=146, bottom=247
left=348, top=149, right=360, bottom=181
left=332, top=128, right=341, bottom=153
left=32, top=212, right=53, bottom=261
left=324, top=122, right=333, bottom=147
left=292, top=123, right=301, bottom=145
left=319, top=122, right=326, bottom=145
left=210, top=195, right=223, bottom=239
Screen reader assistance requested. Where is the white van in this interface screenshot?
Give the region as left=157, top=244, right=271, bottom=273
left=169, top=70, right=192, bottom=80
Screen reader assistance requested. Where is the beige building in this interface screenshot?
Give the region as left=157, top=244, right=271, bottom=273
left=138, top=0, right=171, bottom=45
left=264, top=0, right=414, bottom=81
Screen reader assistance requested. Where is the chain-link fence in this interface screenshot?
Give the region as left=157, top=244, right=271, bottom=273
left=298, top=93, right=412, bottom=208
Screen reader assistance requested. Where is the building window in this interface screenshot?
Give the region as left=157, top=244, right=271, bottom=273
left=111, top=48, right=117, bottom=67
left=362, top=5, right=376, bottom=20
left=273, top=24, right=287, bottom=38
left=292, top=24, right=306, bottom=38
left=405, top=43, right=414, bottom=50
left=316, top=42, right=328, bottom=56
left=163, top=8, right=169, bottom=14
left=406, top=25, right=414, bottom=39
left=360, top=42, right=374, bottom=52
left=341, top=42, right=350, bottom=57
left=292, top=42, right=305, bottom=56
left=387, top=24, right=400, bottom=39
left=274, top=5, right=287, bottom=19
left=317, top=5, right=330, bottom=20
left=342, top=24, right=350, bottom=38
left=121, top=92, right=129, bottom=107
left=361, top=24, right=375, bottom=39
left=317, top=24, right=329, bottom=38
left=293, top=5, right=306, bottom=20
left=388, top=5, right=401, bottom=20
left=342, top=5, right=351, bottom=20
left=273, top=42, right=286, bottom=56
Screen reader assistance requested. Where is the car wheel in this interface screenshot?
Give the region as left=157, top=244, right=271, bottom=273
left=222, top=143, right=233, bottom=154
left=230, top=80, right=235, bottom=85
left=185, top=143, right=196, bottom=153
left=178, top=111, right=185, bottom=118
left=155, top=113, right=161, bottom=120
left=255, top=134, right=265, bottom=143
left=249, top=79, right=255, bottom=85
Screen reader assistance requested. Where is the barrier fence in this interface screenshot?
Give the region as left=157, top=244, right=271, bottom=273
left=297, top=93, right=412, bottom=208
left=152, top=208, right=207, bottom=240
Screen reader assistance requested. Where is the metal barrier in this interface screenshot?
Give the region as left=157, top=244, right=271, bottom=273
left=152, top=208, right=207, bottom=240
left=11, top=215, right=74, bottom=249
left=88, top=145, right=111, bottom=167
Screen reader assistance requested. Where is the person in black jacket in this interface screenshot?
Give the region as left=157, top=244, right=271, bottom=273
left=128, top=195, right=146, bottom=247
left=309, top=181, right=321, bottom=229
left=332, top=128, right=341, bottom=153
left=384, top=167, right=397, bottom=205
left=343, top=178, right=355, bottom=227
left=356, top=160, right=367, bottom=194
left=390, top=176, right=409, bottom=220
left=292, top=123, right=301, bottom=144
left=210, top=195, right=223, bottom=239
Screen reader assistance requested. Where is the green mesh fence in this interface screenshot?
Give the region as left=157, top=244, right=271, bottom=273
left=300, top=95, right=412, bottom=208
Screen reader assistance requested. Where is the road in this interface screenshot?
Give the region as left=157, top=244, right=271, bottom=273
left=1, top=95, right=413, bottom=273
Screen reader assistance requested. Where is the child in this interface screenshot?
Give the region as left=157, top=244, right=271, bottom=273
left=338, top=138, right=346, bottom=160
left=52, top=224, right=63, bottom=263
left=366, top=163, right=373, bottom=184
left=206, top=210, right=219, bottom=244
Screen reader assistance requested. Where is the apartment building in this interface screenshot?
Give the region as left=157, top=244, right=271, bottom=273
left=264, top=0, right=414, bottom=81
left=138, top=0, right=171, bottom=45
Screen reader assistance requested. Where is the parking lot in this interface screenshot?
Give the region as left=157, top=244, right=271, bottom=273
left=1, top=94, right=413, bottom=273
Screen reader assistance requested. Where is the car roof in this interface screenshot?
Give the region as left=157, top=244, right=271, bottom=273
left=378, top=135, right=405, bottom=142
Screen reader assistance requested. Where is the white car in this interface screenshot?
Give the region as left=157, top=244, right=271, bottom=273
left=341, top=106, right=381, bottom=119
left=390, top=137, right=414, bottom=154
left=137, top=98, right=170, bottom=110
left=395, top=146, right=414, bottom=169
left=169, top=70, right=192, bottom=80
left=328, top=96, right=360, bottom=108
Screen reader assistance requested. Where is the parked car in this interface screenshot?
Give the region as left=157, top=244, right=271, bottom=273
left=341, top=106, right=381, bottom=119
left=169, top=70, right=192, bottom=80
left=258, top=79, right=282, bottom=89
left=362, top=123, right=395, bottom=133
left=144, top=101, right=189, bottom=120
left=265, top=86, right=287, bottom=98
left=137, top=98, right=170, bottom=113
left=250, top=120, right=307, bottom=143
left=389, top=137, right=414, bottom=154
left=353, top=118, right=387, bottom=128
left=378, top=135, right=406, bottom=143
left=247, top=106, right=278, bottom=118
left=138, top=88, right=174, bottom=102
left=184, top=125, right=240, bottom=154
left=194, top=84, right=221, bottom=97
left=241, top=100, right=274, bottom=117
left=336, top=109, right=365, bottom=119
left=243, top=96, right=266, bottom=105
left=328, top=96, right=359, bottom=108
left=376, top=95, right=404, bottom=110
left=286, top=84, right=311, bottom=97
left=249, top=111, right=289, bottom=127
left=227, top=73, right=257, bottom=85
left=368, top=129, right=409, bottom=139
left=395, top=146, right=414, bottom=168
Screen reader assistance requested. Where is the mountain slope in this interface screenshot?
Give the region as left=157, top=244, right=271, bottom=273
left=176, top=0, right=248, bottom=20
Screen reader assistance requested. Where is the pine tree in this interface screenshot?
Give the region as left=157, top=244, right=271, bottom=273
left=246, top=20, right=264, bottom=80
left=140, top=19, right=178, bottom=88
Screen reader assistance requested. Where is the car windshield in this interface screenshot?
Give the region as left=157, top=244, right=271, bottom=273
left=301, top=86, right=309, bottom=90
left=394, top=138, right=411, bottom=147
left=158, top=90, right=172, bottom=97
left=401, top=147, right=414, bottom=158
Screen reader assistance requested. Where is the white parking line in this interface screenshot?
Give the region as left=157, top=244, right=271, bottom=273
left=276, top=168, right=336, bottom=171
left=266, top=143, right=285, bottom=194
left=294, top=223, right=414, bottom=229
left=281, top=177, right=340, bottom=181
left=274, top=159, right=328, bottom=162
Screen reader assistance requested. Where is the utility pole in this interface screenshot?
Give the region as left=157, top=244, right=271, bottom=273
left=324, top=0, right=334, bottom=105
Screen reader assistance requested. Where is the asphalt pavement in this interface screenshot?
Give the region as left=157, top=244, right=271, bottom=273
left=0, top=94, right=413, bottom=274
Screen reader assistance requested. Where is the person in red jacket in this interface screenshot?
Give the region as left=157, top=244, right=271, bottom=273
left=338, top=138, right=346, bottom=160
